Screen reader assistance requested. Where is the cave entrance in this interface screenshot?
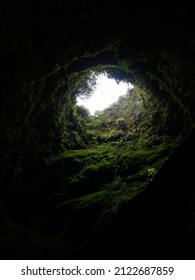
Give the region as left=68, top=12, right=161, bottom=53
left=73, top=68, right=147, bottom=148
left=76, top=71, right=134, bottom=115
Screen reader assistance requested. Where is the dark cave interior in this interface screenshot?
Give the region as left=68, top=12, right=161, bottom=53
left=0, top=1, right=195, bottom=259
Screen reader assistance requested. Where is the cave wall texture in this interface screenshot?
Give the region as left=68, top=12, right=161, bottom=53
left=0, top=1, right=195, bottom=259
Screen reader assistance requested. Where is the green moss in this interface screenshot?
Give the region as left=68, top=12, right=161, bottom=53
left=75, top=191, right=109, bottom=209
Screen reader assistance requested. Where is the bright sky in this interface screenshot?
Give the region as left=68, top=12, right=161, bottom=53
left=76, top=73, right=134, bottom=115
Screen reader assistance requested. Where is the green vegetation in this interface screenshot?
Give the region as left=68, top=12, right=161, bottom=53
left=37, top=83, right=185, bottom=232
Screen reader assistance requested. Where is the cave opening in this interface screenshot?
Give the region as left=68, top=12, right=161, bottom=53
left=76, top=71, right=134, bottom=116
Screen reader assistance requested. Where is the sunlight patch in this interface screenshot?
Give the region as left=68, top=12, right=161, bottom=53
left=76, top=72, right=134, bottom=115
